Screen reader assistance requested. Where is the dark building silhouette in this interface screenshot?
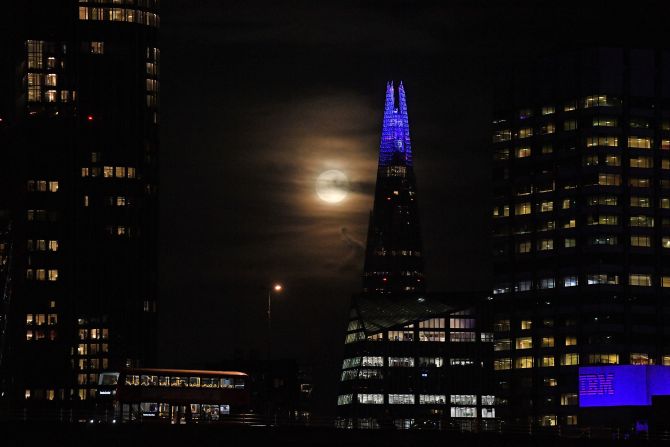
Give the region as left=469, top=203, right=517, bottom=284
left=490, top=47, right=670, bottom=429
left=0, top=0, right=159, bottom=413
left=336, top=82, right=494, bottom=430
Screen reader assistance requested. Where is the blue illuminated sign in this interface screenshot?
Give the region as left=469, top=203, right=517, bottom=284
left=579, top=365, right=670, bottom=407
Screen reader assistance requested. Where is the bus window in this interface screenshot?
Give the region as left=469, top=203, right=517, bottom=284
left=221, top=378, right=232, bottom=388
left=125, top=375, right=139, bottom=386
left=158, top=376, right=169, bottom=386
left=234, top=378, right=245, bottom=389
left=189, top=377, right=200, bottom=387
left=170, top=376, right=187, bottom=387
left=201, top=378, right=218, bottom=388
left=98, top=372, right=118, bottom=386
left=141, top=375, right=157, bottom=386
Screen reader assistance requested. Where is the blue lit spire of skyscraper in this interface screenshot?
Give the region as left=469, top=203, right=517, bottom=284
left=363, top=82, right=424, bottom=294
left=379, top=81, right=412, bottom=167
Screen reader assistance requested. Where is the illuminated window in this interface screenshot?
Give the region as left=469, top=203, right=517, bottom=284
left=564, top=100, right=577, bottom=112
left=630, top=215, right=654, bottom=227
left=539, top=201, right=553, bottom=212
left=586, top=136, right=618, bottom=147
left=493, top=130, right=511, bottom=143
left=583, top=95, right=618, bottom=108
left=592, top=117, right=617, bottom=127
left=587, top=274, right=619, bottom=285
left=588, top=354, right=619, bottom=365
left=494, top=358, right=511, bottom=370
left=563, top=276, right=578, bottom=287
left=48, top=269, right=58, bottom=281
left=494, top=319, right=510, bottom=331
left=563, top=120, right=577, bottom=131
left=515, top=202, right=531, bottom=215
left=538, top=278, right=555, bottom=289
left=630, top=353, right=652, bottom=365
left=631, top=235, right=651, bottom=247
left=663, top=237, right=670, bottom=249
left=492, top=204, right=510, bottom=218
left=103, top=166, right=113, bottom=178
left=630, top=196, right=650, bottom=208
left=560, top=353, right=579, bottom=366
left=520, top=320, right=532, bottom=330
left=629, top=177, right=650, bottom=188
left=630, top=156, right=653, bottom=168
left=598, top=174, right=621, bottom=186
left=518, top=128, right=533, bottom=139
left=628, top=137, right=652, bottom=149
left=115, top=166, right=126, bottom=178
left=564, top=238, right=576, bottom=248
left=583, top=154, right=598, bottom=166
left=494, top=339, right=511, bottom=351
left=515, top=356, right=533, bottom=369
left=663, top=160, right=670, bottom=170
left=541, top=337, right=554, bottom=348
left=604, top=154, right=620, bottom=166
left=388, top=357, right=414, bottom=367
left=418, top=331, right=445, bottom=342
left=587, top=215, right=618, bottom=226
left=662, top=139, right=670, bottom=150
left=27, top=73, right=42, bottom=102
left=516, top=147, right=531, bottom=158
left=418, top=394, right=446, bottom=404
left=450, top=332, right=476, bottom=342
left=449, top=318, right=475, bottom=329
left=566, top=415, right=578, bottom=426
left=560, top=393, right=579, bottom=406
left=544, top=377, right=558, bottom=387
left=388, top=394, right=414, bottom=405
left=661, top=277, right=670, bottom=288
left=537, top=239, right=553, bottom=251
left=541, top=356, right=555, bottom=367
left=90, top=42, right=104, bottom=54
left=541, top=106, right=555, bottom=115
left=45, top=74, right=57, bottom=87
left=540, top=123, right=555, bottom=134
left=629, top=274, right=652, bottom=287
left=451, top=395, right=477, bottom=405
left=27, top=40, right=43, bottom=69
left=451, top=407, right=477, bottom=418
left=515, top=337, right=532, bottom=349
left=127, top=167, right=136, bottom=178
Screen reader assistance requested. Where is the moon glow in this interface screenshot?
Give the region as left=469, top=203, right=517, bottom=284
left=316, top=170, right=349, bottom=203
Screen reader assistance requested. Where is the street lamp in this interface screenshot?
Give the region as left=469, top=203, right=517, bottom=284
left=267, top=284, right=282, bottom=360
left=266, top=283, right=282, bottom=425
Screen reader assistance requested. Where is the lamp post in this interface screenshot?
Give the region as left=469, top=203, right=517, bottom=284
left=267, top=283, right=282, bottom=361
left=266, top=283, right=282, bottom=425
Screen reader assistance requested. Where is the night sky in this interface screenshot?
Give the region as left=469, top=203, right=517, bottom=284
left=156, top=1, right=668, bottom=414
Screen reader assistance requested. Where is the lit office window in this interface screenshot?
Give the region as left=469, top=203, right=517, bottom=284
left=560, top=393, right=579, bottom=406
left=518, top=128, right=533, bottom=139
left=419, top=395, right=446, bottom=404
left=630, top=353, right=652, bottom=365
left=629, top=177, right=650, bottom=188
left=516, top=147, right=531, bottom=158
left=629, top=274, right=652, bottom=287
left=515, top=337, right=532, bottom=349
left=451, top=407, right=477, bottom=418
left=541, top=106, right=555, bottom=115
left=563, top=276, right=578, bottom=287
left=520, top=320, right=532, bottom=330
left=538, top=278, right=555, bottom=289
left=631, top=196, right=650, bottom=207
left=493, top=358, right=512, bottom=370
left=587, top=274, right=619, bottom=285
left=541, top=337, right=554, bottom=348
left=494, top=339, right=511, bottom=351
left=630, top=156, right=653, bottom=168
left=515, top=356, right=533, bottom=369
left=592, top=117, right=617, bottom=127
left=388, top=357, right=414, bottom=367
left=537, top=239, right=553, bottom=251
left=560, top=353, right=579, bottom=366
left=515, top=202, right=531, bottom=215
left=628, top=137, right=652, bottom=149
left=388, top=394, right=414, bottom=405
left=357, top=394, right=383, bottom=404
left=630, top=215, right=654, bottom=227
left=631, top=235, right=651, bottom=247
left=598, top=174, right=621, bottom=186
left=586, top=136, right=618, bottom=147
left=541, top=356, right=555, bottom=367
left=493, top=130, right=512, bottom=143
left=588, top=354, right=619, bottom=365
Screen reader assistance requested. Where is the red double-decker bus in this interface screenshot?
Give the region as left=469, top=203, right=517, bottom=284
left=98, top=368, right=250, bottom=424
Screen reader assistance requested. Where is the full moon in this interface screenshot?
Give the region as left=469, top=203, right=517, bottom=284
left=316, top=170, right=349, bottom=203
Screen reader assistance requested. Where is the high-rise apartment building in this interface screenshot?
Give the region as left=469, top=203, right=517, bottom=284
left=337, top=82, right=494, bottom=430
left=490, top=48, right=670, bottom=428
left=0, top=0, right=159, bottom=413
